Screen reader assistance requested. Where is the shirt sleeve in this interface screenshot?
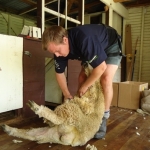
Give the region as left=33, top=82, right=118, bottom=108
left=81, top=36, right=107, bottom=68
left=54, top=55, right=68, bottom=73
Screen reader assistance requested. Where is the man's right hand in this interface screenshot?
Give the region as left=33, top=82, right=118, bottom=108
left=64, top=94, right=73, bottom=101
left=56, top=72, right=73, bottom=102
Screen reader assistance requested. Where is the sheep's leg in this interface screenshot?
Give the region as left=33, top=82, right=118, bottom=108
left=1, top=124, right=52, bottom=142
left=27, top=100, right=64, bottom=125
left=1, top=124, right=81, bottom=146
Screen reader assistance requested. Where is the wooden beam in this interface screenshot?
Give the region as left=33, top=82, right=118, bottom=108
left=100, top=0, right=128, bottom=18
left=45, top=16, right=58, bottom=22
left=126, top=3, right=150, bottom=7
left=20, top=0, right=36, bottom=5
left=45, top=1, right=103, bottom=23
left=113, top=0, right=133, bottom=2
left=44, top=7, right=81, bottom=24
left=125, top=0, right=150, bottom=7
left=60, top=0, right=75, bottom=27
left=125, top=24, right=132, bottom=80
left=69, top=1, right=102, bottom=14
left=77, top=0, right=84, bottom=25
left=0, top=5, right=18, bottom=14
left=37, top=0, right=42, bottom=29
left=19, top=0, right=57, bottom=15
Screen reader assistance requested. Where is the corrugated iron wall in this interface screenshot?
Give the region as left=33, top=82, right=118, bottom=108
left=0, top=11, right=36, bottom=36
left=142, top=6, right=150, bottom=84
left=126, top=6, right=150, bottom=84
left=126, top=7, right=142, bottom=82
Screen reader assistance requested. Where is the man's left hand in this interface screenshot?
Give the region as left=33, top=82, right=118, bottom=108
left=78, top=85, right=88, bottom=97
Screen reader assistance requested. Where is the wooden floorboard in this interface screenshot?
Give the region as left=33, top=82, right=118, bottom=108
left=0, top=106, right=150, bottom=150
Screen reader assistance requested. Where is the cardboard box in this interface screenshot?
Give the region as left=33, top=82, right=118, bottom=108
left=111, top=82, right=119, bottom=106
left=118, top=81, right=148, bottom=110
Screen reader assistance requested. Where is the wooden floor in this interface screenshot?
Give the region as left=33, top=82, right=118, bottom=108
left=0, top=106, right=150, bottom=150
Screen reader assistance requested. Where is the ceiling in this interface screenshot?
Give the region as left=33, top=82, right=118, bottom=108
left=0, top=0, right=150, bottom=26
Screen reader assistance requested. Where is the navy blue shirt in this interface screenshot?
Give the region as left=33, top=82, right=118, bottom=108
left=54, top=24, right=118, bottom=73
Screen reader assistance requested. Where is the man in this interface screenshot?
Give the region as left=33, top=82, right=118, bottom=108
left=42, top=24, right=122, bottom=139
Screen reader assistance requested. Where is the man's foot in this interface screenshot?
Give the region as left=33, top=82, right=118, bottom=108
left=94, top=117, right=107, bottom=139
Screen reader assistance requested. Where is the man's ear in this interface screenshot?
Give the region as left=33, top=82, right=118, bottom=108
left=63, top=37, right=68, bottom=44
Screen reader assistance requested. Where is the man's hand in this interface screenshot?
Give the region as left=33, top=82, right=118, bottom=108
left=78, top=67, right=87, bottom=89
left=64, top=94, right=73, bottom=101
left=56, top=72, right=73, bottom=101
left=78, top=85, right=88, bottom=97
left=77, top=61, right=107, bottom=97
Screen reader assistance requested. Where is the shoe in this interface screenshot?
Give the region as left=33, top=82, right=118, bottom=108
left=94, top=117, right=107, bottom=139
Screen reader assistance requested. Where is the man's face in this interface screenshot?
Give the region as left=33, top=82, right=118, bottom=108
left=47, top=37, right=69, bottom=57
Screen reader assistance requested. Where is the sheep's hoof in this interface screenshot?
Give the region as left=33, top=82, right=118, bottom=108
left=26, top=100, right=39, bottom=112
left=1, top=124, right=6, bottom=130
left=1, top=124, right=11, bottom=134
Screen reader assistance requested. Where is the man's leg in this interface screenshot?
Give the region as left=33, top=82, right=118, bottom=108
left=94, top=64, right=118, bottom=139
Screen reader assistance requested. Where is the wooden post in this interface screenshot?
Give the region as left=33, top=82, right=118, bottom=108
left=37, top=0, right=42, bottom=29
left=125, top=24, right=132, bottom=81
left=78, top=0, right=84, bottom=25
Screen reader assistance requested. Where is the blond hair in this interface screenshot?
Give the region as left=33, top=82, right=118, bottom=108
left=42, top=25, right=68, bottom=51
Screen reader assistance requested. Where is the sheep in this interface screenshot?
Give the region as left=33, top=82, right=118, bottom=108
left=1, top=64, right=104, bottom=149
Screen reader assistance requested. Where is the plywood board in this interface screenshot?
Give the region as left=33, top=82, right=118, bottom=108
left=0, top=34, right=23, bottom=113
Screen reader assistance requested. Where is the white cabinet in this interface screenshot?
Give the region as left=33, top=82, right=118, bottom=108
left=0, top=34, right=23, bottom=113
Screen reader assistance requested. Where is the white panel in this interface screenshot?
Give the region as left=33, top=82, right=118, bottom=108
left=0, top=34, right=23, bottom=113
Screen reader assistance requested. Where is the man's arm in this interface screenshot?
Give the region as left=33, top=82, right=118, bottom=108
left=78, top=67, right=87, bottom=90
left=56, top=72, right=73, bottom=100
left=78, top=61, right=107, bottom=96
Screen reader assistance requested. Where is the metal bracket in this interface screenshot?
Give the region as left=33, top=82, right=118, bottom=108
left=24, top=51, right=32, bottom=57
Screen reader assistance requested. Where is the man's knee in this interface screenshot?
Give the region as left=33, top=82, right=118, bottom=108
left=100, top=75, right=112, bottom=87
